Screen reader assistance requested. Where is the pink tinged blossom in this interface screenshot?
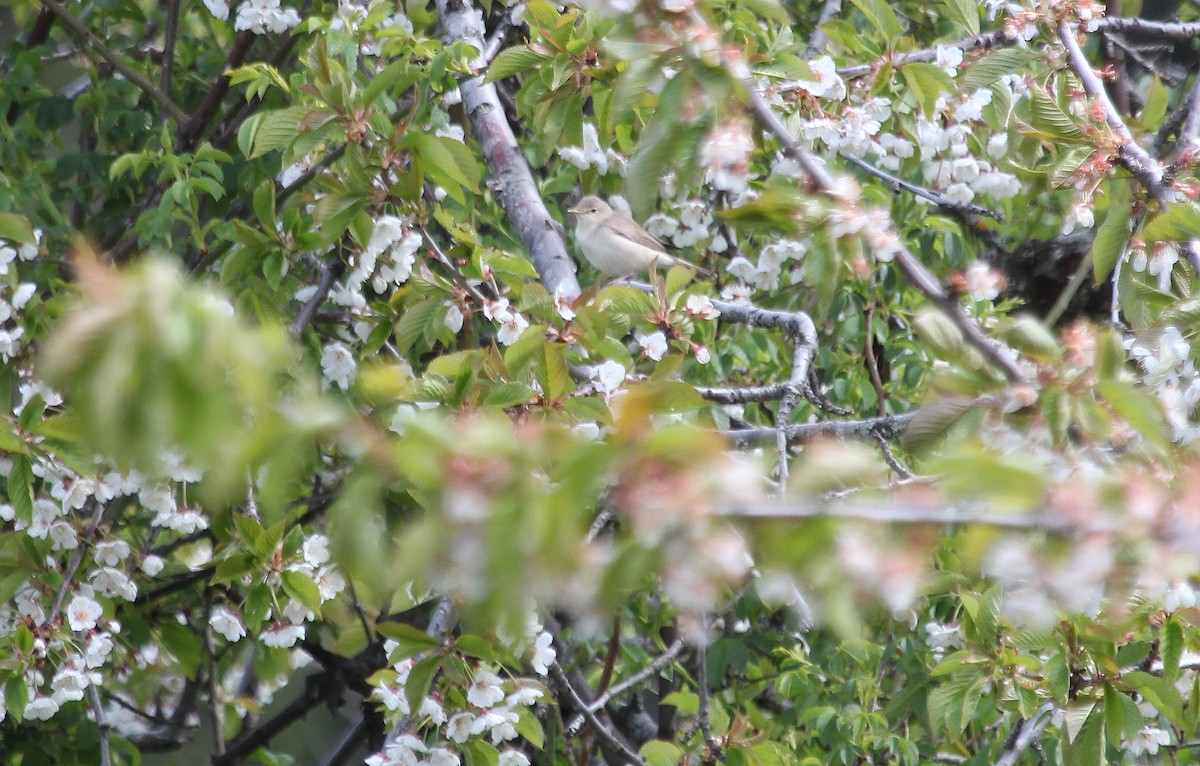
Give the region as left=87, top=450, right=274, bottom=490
left=93, top=539, right=131, bottom=567
left=84, top=633, right=114, bottom=668
left=794, top=56, right=846, bottom=100
left=66, top=595, right=103, bottom=632
left=472, top=707, right=520, bottom=743
left=260, top=623, right=305, bottom=648
left=28, top=499, right=61, bottom=539
left=210, top=607, right=247, bottom=642
left=636, top=331, right=668, bottom=362
left=508, top=684, right=545, bottom=706
left=701, top=120, right=753, bottom=194
left=530, top=631, right=555, bottom=676
left=685, top=294, right=721, bottom=320
left=419, top=695, right=447, bottom=725
left=591, top=360, right=626, bottom=395
left=553, top=288, right=576, bottom=321
left=498, top=751, right=531, bottom=766
left=446, top=712, right=476, bottom=742
left=467, top=670, right=506, bottom=708
left=90, top=568, right=137, bottom=601
left=694, top=345, right=711, bottom=365
left=1127, top=725, right=1171, bottom=756
left=375, top=684, right=410, bottom=713
left=428, top=748, right=461, bottom=766
left=962, top=262, right=1004, bottom=302
left=314, top=567, right=346, bottom=601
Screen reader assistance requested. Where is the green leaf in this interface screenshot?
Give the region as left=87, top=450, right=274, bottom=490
left=641, top=741, right=682, bottom=766
left=455, top=634, right=501, bottom=663
left=253, top=181, right=278, bottom=233
left=535, top=343, right=573, bottom=401
left=941, top=0, right=980, bottom=35
left=1095, top=380, right=1170, bottom=452
left=407, top=132, right=481, bottom=197
left=485, top=47, right=553, bottom=83
left=1140, top=77, right=1168, bottom=128
left=248, top=106, right=336, bottom=160
left=1092, top=180, right=1132, bottom=282
left=900, top=63, right=955, bottom=118
left=281, top=570, right=323, bottom=615
left=1122, top=671, right=1186, bottom=729
left=1142, top=202, right=1200, bottom=241
left=1063, top=704, right=1104, bottom=766
left=901, top=396, right=979, bottom=453
left=1028, top=87, right=1085, bottom=141
left=1161, top=617, right=1183, bottom=682
left=0, top=212, right=35, bottom=245
left=377, top=622, right=444, bottom=658
left=962, top=49, right=1039, bottom=91
left=405, top=654, right=442, bottom=716
left=6, top=454, right=34, bottom=524
left=849, top=0, right=902, bottom=39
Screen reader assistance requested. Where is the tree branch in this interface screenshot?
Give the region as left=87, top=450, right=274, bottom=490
left=435, top=0, right=581, bottom=301
left=727, top=411, right=914, bottom=447
left=39, top=0, right=189, bottom=125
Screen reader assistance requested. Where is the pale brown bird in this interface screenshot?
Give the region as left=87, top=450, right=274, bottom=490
left=567, top=196, right=713, bottom=277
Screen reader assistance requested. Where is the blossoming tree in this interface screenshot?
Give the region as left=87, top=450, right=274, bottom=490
left=2, top=0, right=1200, bottom=763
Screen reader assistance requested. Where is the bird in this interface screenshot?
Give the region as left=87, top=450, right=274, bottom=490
left=567, top=196, right=713, bottom=277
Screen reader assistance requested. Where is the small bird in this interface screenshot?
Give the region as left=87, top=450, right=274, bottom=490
left=567, top=195, right=712, bottom=277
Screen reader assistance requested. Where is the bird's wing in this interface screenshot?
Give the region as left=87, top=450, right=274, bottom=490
left=608, top=212, right=670, bottom=253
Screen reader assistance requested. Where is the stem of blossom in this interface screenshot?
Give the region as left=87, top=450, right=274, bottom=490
left=38, top=0, right=189, bottom=125
left=45, top=501, right=107, bottom=628
left=89, top=685, right=114, bottom=766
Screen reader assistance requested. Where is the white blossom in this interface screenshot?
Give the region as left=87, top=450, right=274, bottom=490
left=637, top=331, right=668, bottom=361
left=467, top=670, right=506, bottom=708
left=67, top=595, right=103, bottom=632
left=210, top=607, right=247, bottom=642
left=321, top=342, right=357, bottom=390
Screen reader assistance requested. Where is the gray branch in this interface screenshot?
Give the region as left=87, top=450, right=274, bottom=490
left=435, top=0, right=581, bottom=301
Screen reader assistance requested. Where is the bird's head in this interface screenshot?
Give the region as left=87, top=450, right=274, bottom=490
left=567, top=195, right=610, bottom=221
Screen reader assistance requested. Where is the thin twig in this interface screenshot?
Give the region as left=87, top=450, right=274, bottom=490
left=844, top=154, right=1003, bottom=222
left=725, top=503, right=1109, bottom=533
left=566, top=638, right=688, bottom=735
left=550, top=662, right=647, bottom=766
left=695, top=616, right=724, bottom=761
left=727, top=410, right=914, bottom=448
left=994, top=703, right=1055, bottom=766
left=89, top=685, right=114, bottom=766
left=161, top=0, right=180, bottom=115
left=805, top=0, right=842, bottom=59
left=39, top=0, right=188, bottom=125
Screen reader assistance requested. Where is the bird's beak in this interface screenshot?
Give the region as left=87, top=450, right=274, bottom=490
left=567, top=206, right=581, bottom=215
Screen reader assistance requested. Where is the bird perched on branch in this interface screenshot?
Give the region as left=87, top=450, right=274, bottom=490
left=568, top=195, right=713, bottom=277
